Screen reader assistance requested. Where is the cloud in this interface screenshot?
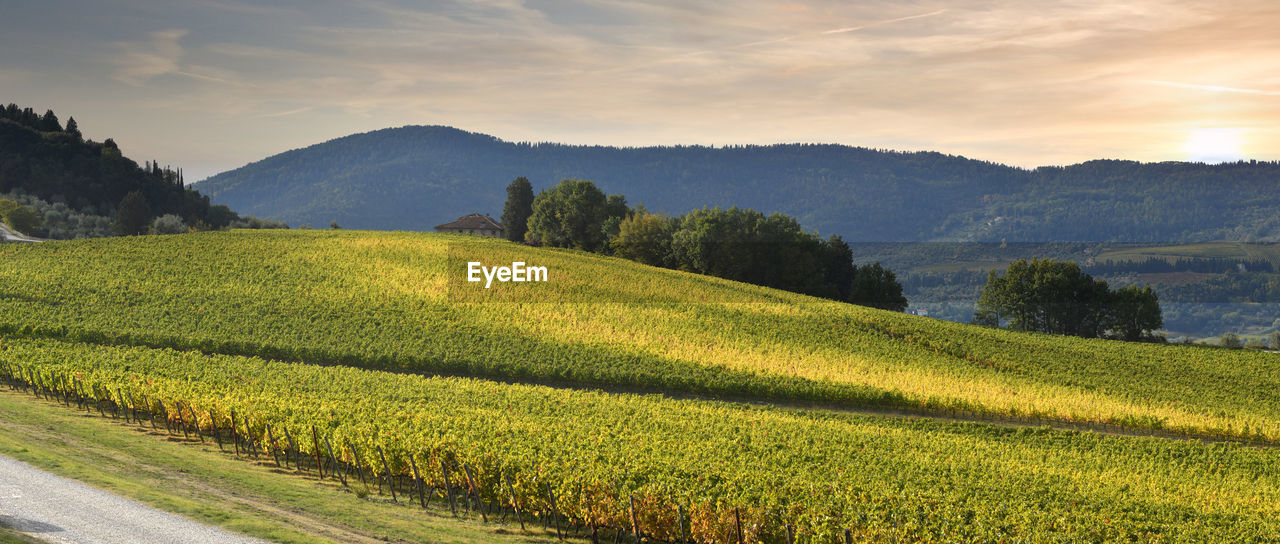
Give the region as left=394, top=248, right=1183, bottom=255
left=20, top=0, right=1280, bottom=179
left=112, top=29, right=188, bottom=85
left=1146, top=80, right=1280, bottom=96
left=821, top=9, right=946, bottom=35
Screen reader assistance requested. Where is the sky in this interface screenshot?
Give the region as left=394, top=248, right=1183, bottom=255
left=2, top=0, right=1279, bottom=181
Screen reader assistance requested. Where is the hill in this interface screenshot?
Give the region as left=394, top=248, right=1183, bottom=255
left=195, top=125, right=1280, bottom=242
left=0, top=103, right=267, bottom=236
left=2, top=229, right=1278, bottom=443
left=5, top=230, right=1280, bottom=540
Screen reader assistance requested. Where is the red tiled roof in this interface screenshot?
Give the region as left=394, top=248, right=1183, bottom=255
left=435, top=213, right=503, bottom=231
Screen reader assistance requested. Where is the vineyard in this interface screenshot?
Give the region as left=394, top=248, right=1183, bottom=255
left=4, top=335, right=1280, bottom=542
left=1, top=230, right=1278, bottom=442
left=3, top=230, right=1280, bottom=542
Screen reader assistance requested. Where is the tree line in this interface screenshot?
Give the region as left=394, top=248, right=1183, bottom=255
left=974, top=258, right=1163, bottom=341
left=1085, top=256, right=1274, bottom=275
left=0, top=103, right=283, bottom=237
left=500, top=177, right=907, bottom=310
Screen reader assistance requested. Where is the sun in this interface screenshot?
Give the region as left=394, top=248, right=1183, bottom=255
left=1182, top=127, right=1245, bottom=163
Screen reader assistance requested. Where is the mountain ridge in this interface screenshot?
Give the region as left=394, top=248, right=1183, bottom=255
left=195, top=125, right=1280, bottom=242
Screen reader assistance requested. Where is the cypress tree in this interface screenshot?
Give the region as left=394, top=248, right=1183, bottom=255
left=500, top=176, right=534, bottom=242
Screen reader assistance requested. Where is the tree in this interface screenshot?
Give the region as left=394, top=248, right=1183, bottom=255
left=669, top=206, right=838, bottom=298
left=611, top=212, right=675, bottom=267
left=114, top=191, right=151, bottom=235
left=64, top=116, right=80, bottom=138
left=823, top=235, right=856, bottom=302
left=601, top=194, right=630, bottom=244
left=1109, top=285, right=1163, bottom=341
left=525, top=179, right=609, bottom=251
left=1220, top=332, right=1243, bottom=348
left=330, top=220, right=341, bottom=229
left=975, top=258, right=1162, bottom=340
left=1270, top=330, right=1280, bottom=350
left=38, top=109, right=61, bottom=132
left=500, top=177, right=534, bottom=242
left=1, top=203, right=41, bottom=235
left=975, top=258, right=1105, bottom=335
left=152, top=214, right=188, bottom=234
left=849, top=263, right=908, bottom=311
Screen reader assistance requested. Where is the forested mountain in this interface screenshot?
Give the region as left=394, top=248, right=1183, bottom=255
left=196, top=125, right=1280, bottom=242
left=0, top=103, right=247, bottom=231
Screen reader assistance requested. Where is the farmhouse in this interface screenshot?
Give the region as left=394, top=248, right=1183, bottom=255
left=434, top=213, right=504, bottom=238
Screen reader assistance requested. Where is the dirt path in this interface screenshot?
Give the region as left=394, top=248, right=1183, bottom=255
left=0, top=454, right=268, bottom=544
left=0, top=224, right=40, bottom=243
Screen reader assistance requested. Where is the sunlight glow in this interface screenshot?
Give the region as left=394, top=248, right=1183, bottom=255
left=1183, top=127, right=1245, bottom=163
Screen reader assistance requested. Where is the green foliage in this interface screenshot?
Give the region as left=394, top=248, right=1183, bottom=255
left=229, top=216, right=289, bottom=229
left=153, top=214, right=188, bottom=235
left=1, top=202, right=40, bottom=235
left=114, top=191, right=151, bottom=236
left=3, top=230, right=1280, bottom=444
left=670, top=207, right=836, bottom=299
left=1220, top=332, right=1243, bottom=348
left=849, top=263, right=907, bottom=311
left=601, top=193, right=628, bottom=243
left=500, top=176, right=534, bottom=242
left=525, top=179, right=610, bottom=251
left=0, top=103, right=247, bottom=233
left=1110, top=285, right=1163, bottom=341
left=823, top=235, right=856, bottom=302
left=976, top=258, right=1160, bottom=340
left=38, top=109, right=61, bottom=132
left=0, top=192, right=113, bottom=239
left=611, top=212, right=676, bottom=267
left=9, top=336, right=1280, bottom=542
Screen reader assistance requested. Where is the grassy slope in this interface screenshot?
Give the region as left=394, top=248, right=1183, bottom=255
left=1, top=230, right=1279, bottom=441
left=0, top=387, right=557, bottom=544
left=6, top=336, right=1280, bottom=541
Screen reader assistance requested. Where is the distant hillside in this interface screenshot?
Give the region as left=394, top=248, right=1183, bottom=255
left=0, top=103, right=256, bottom=232
left=196, top=125, right=1280, bottom=242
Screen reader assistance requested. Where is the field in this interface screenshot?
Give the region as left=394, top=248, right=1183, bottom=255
left=3, top=230, right=1280, bottom=542
left=5, top=335, right=1280, bottom=542
left=2, top=231, right=1279, bottom=441
left=1094, top=242, right=1280, bottom=264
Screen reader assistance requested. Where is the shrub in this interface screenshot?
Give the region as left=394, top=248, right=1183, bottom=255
left=1219, top=332, right=1243, bottom=348
left=152, top=214, right=188, bottom=235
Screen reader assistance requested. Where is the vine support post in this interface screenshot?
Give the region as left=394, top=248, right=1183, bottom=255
left=377, top=445, right=397, bottom=502
left=440, top=459, right=457, bottom=516
left=230, top=411, right=240, bottom=456
left=324, top=436, right=346, bottom=486
left=735, top=507, right=743, bottom=544
left=505, top=474, right=524, bottom=531
left=678, top=505, right=688, bottom=544
left=409, top=453, right=426, bottom=508
left=629, top=495, right=640, bottom=544
left=266, top=424, right=281, bottom=467
left=311, top=425, right=325, bottom=479
left=545, top=481, right=559, bottom=539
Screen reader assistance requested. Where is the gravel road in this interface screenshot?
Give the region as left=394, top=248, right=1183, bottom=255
left=0, top=454, right=269, bottom=544
left=0, top=223, right=40, bottom=243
